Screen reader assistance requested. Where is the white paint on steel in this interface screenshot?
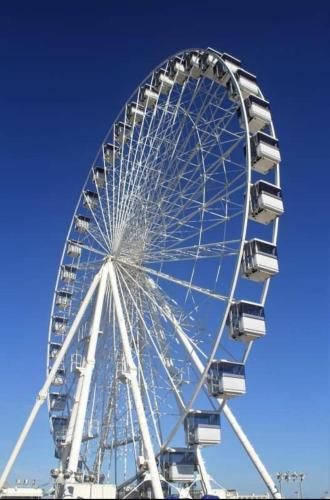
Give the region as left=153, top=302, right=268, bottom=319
left=195, top=445, right=212, bottom=495
left=67, top=263, right=108, bottom=474
left=1, top=47, right=283, bottom=497
left=0, top=269, right=102, bottom=491
left=107, top=260, right=164, bottom=499
left=159, top=57, right=253, bottom=452
left=166, top=305, right=281, bottom=499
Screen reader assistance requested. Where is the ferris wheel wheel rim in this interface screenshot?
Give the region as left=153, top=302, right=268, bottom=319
left=45, top=48, right=280, bottom=455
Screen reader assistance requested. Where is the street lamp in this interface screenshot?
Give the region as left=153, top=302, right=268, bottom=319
left=298, top=473, right=306, bottom=499
left=276, top=473, right=284, bottom=497
left=275, top=472, right=306, bottom=499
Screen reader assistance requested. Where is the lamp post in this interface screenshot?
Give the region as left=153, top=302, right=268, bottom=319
left=275, top=472, right=306, bottom=499
left=276, top=473, right=284, bottom=497
left=298, top=473, right=306, bottom=499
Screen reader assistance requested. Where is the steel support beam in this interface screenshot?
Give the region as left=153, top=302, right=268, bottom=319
left=108, top=260, right=164, bottom=499
left=67, top=264, right=108, bottom=475
left=165, top=304, right=281, bottom=499
left=0, top=268, right=103, bottom=491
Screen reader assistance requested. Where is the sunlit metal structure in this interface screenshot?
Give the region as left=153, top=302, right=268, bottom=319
left=0, top=47, right=284, bottom=499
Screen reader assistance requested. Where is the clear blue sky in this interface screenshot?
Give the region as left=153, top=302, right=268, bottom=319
left=0, top=1, right=328, bottom=497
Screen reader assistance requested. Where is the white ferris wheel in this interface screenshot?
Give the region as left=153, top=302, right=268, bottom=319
left=0, top=48, right=284, bottom=499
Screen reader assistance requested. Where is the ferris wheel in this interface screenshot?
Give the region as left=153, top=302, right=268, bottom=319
left=0, top=48, right=284, bottom=499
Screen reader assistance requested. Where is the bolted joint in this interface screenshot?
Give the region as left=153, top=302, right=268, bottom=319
left=85, top=359, right=96, bottom=368
left=37, top=391, right=48, bottom=401
left=63, top=469, right=73, bottom=480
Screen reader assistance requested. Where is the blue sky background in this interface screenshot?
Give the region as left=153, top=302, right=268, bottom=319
left=0, top=1, right=329, bottom=497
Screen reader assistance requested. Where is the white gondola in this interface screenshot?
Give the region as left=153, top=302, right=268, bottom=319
left=55, top=291, right=72, bottom=309
left=54, top=443, right=65, bottom=459
left=228, top=69, right=260, bottom=103
left=250, top=180, right=284, bottom=224
left=50, top=392, right=67, bottom=411
left=49, top=342, right=62, bottom=359
left=154, top=70, right=174, bottom=95
left=53, top=368, right=65, bottom=386
left=52, top=316, right=67, bottom=334
left=52, top=416, right=68, bottom=433
left=61, top=265, right=77, bottom=283
left=83, top=190, right=98, bottom=210
left=184, top=51, right=202, bottom=79
left=169, top=57, right=188, bottom=84
left=201, top=51, right=219, bottom=80
left=184, top=411, right=221, bottom=446
left=227, top=301, right=266, bottom=342
left=239, top=95, right=272, bottom=133
left=52, top=416, right=68, bottom=459
left=236, top=68, right=260, bottom=98
left=93, top=167, right=107, bottom=188
left=218, top=53, right=242, bottom=84
left=139, top=85, right=159, bottom=109
left=207, top=360, right=246, bottom=398
left=115, top=121, right=132, bottom=143
left=127, top=102, right=145, bottom=124
left=241, top=238, right=279, bottom=282
left=160, top=448, right=196, bottom=483
left=103, top=143, right=119, bottom=164
left=66, top=240, right=81, bottom=258
left=222, top=53, right=242, bottom=72
left=75, top=215, right=90, bottom=233
left=250, top=132, right=281, bottom=174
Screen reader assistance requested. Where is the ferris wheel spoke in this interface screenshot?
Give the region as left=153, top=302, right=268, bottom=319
left=118, top=269, right=211, bottom=369
left=155, top=283, right=239, bottom=366
left=141, top=240, right=239, bottom=263
left=115, top=265, right=211, bottom=414
left=116, top=265, right=186, bottom=414
left=116, top=176, right=242, bottom=260
left=145, top=139, right=245, bottom=240
left=138, top=79, right=204, bottom=180
left=145, top=169, right=246, bottom=241
left=147, top=210, right=243, bottom=259
left=115, top=65, right=179, bottom=235
left=157, top=205, right=243, bottom=243
left=142, top=80, right=211, bottom=183
left=157, top=92, right=240, bottom=201
left=77, top=260, right=105, bottom=272
left=92, top=351, right=120, bottom=474
left=117, top=260, right=228, bottom=304
left=92, top=172, right=113, bottom=246
left=85, top=226, right=112, bottom=255
left=148, top=201, right=242, bottom=246
left=116, top=74, right=222, bottom=234
left=115, top=79, right=167, bottom=231
left=34, top=47, right=284, bottom=498
left=116, top=77, right=191, bottom=238
left=158, top=80, right=225, bottom=179
left=125, top=381, right=139, bottom=470
left=83, top=202, right=112, bottom=252
left=71, top=241, right=107, bottom=257
left=100, top=168, right=114, bottom=247
left=195, top=114, right=244, bottom=146
left=115, top=268, right=164, bottom=448
left=113, top=109, right=242, bottom=250
left=158, top=158, right=245, bottom=216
